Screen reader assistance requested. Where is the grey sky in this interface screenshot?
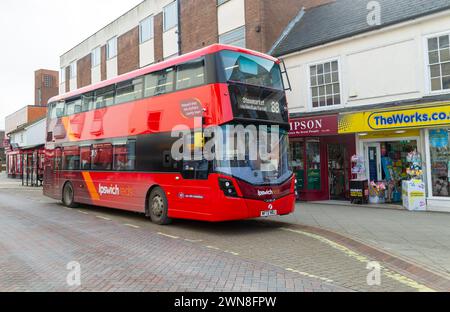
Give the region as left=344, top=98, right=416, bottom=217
left=0, top=0, right=143, bottom=130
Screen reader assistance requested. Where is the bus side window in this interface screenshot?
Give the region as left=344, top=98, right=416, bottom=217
left=113, top=141, right=136, bottom=171
left=80, top=146, right=91, bottom=170
left=82, top=93, right=94, bottom=112
left=95, top=86, right=115, bottom=109
left=144, top=68, right=175, bottom=97
left=63, top=147, right=80, bottom=170
left=54, top=148, right=62, bottom=171
left=176, top=59, right=205, bottom=90
left=91, top=144, right=113, bottom=171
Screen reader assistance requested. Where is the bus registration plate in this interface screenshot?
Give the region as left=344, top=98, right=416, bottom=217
left=261, top=210, right=278, bottom=217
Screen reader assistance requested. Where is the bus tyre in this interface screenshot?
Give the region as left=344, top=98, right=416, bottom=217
left=149, top=188, right=172, bottom=225
left=62, top=182, right=78, bottom=208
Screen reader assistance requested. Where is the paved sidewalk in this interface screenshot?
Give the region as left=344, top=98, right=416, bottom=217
left=280, top=202, right=450, bottom=275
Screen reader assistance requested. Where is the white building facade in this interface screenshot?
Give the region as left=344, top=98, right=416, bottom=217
left=273, top=1, right=450, bottom=211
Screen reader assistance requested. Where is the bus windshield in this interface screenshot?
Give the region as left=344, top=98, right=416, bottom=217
left=214, top=125, right=292, bottom=185
left=218, top=50, right=283, bottom=90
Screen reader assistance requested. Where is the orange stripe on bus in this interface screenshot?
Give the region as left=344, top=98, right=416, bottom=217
left=82, top=172, right=100, bottom=201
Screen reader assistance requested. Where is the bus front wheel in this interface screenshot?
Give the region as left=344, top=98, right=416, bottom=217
left=149, top=188, right=172, bottom=225
left=62, top=182, right=78, bottom=208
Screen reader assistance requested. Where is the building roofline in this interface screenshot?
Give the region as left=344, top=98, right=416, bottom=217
left=268, top=7, right=305, bottom=55
left=60, top=0, right=145, bottom=58
left=273, top=4, right=450, bottom=57
left=6, top=117, right=46, bottom=136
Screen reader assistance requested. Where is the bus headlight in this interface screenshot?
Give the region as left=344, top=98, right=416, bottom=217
left=219, top=178, right=238, bottom=197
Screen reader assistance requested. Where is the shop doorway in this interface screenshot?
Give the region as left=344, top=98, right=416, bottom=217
left=366, top=143, right=382, bottom=181
left=363, top=139, right=418, bottom=204
left=328, top=143, right=349, bottom=200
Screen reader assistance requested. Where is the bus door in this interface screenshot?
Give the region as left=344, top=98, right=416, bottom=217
left=177, top=159, right=211, bottom=214
left=53, top=147, right=63, bottom=198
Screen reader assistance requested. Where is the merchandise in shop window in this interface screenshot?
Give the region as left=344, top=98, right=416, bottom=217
left=429, top=129, right=449, bottom=197
left=368, top=181, right=386, bottom=204
left=406, top=150, right=423, bottom=180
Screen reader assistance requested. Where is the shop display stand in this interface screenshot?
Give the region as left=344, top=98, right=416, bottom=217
left=350, top=155, right=369, bottom=204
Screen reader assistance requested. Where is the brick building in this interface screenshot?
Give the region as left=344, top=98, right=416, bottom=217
left=35, top=69, right=59, bottom=107
left=59, top=0, right=332, bottom=93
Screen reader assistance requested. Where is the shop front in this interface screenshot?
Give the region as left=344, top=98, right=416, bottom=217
left=339, top=102, right=450, bottom=211
left=289, top=114, right=355, bottom=201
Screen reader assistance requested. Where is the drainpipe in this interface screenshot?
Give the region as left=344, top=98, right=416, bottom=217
left=177, top=0, right=182, bottom=55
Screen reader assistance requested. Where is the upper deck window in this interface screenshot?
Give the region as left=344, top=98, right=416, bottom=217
left=218, top=50, right=283, bottom=90
left=176, top=59, right=205, bottom=90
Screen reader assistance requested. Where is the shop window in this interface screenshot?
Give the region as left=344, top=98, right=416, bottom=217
left=427, top=34, right=450, bottom=92
left=306, top=139, right=321, bottom=190
left=289, top=140, right=305, bottom=191
left=91, top=144, right=113, bottom=171
left=310, top=60, right=341, bottom=108
left=113, top=141, right=136, bottom=171
left=176, top=59, right=205, bottom=90
left=80, top=146, right=91, bottom=170
left=429, top=129, right=450, bottom=197
left=63, top=147, right=80, bottom=170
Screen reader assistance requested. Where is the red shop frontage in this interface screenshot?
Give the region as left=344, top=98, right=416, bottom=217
left=289, top=114, right=356, bottom=201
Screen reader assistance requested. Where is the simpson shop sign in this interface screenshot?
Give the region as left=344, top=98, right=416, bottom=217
left=289, top=115, right=338, bottom=137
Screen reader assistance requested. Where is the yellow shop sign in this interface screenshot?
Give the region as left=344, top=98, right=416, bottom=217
left=338, top=103, right=450, bottom=134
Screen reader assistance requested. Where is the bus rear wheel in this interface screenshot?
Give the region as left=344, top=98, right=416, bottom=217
left=149, top=188, right=172, bottom=225
left=62, top=182, right=78, bottom=208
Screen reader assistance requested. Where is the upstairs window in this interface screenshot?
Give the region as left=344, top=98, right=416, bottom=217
left=82, top=93, right=94, bottom=112
left=70, top=61, right=77, bottom=79
left=163, top=1, right=178, bottom=32
left=107, top=37, right=117, bottom=59
left=144, top=68, right=175, bottom=97
left=94, top=86, right=115, bottom=109
left=176, top=59, right=205, bottom=90
left=116, top=78, right=144, bottom=104
left=140, top=16, right=154, bottom=43
left=92, top=47, right=101, bottom=68
left=66, top=98, right=82, bottom=116
left=309, top=60, right=341, bottom=108
left=428, top=34, right=450, bottom=92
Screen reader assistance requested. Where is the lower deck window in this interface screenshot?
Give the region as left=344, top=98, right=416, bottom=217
left=91, top=144, right=113, bottom=171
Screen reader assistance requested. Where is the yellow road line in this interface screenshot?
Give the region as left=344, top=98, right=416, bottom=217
left=281, top=228, right=435, bottom=292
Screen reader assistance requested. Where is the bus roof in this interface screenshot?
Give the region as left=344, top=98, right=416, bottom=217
left=50, top=44, right=280, bottom=103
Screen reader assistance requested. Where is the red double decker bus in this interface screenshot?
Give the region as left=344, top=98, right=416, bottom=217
left=44, top=44, right=295, bottom=224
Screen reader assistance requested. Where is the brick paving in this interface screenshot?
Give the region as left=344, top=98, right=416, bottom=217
left=0, top=174, right=434, bottom=292
left=0, top=185, right=342, bottom=292
left=280, top=202, right=450, bottom=276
